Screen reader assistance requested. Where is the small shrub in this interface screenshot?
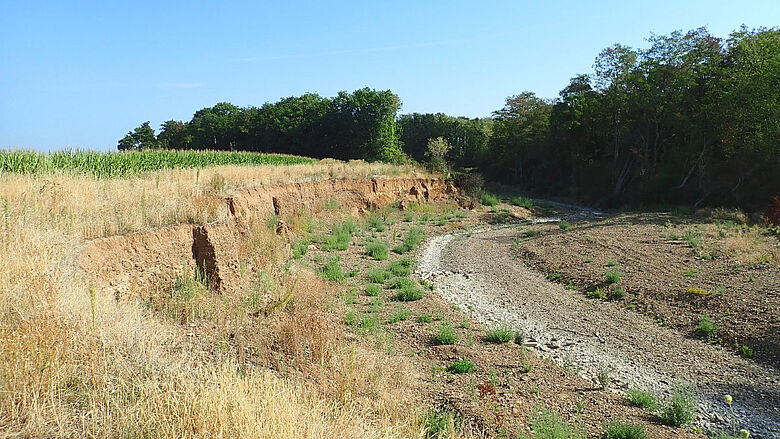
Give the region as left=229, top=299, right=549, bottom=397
left=587, top=288, right=607, bottom=300
left=605, top=269, right=622, bottom=284
left=695, top=315, right=717, bottom=340
left=389, top=258, right=412, bottom=276
left=528, top=406, right=585, bottom=439
left=485, top=327, right=518, bottom=344
left=660, top=388, right=697, bottom=427
left=606, top=259, right=618, bottom=267
left=559, top=220, right=571, bottom=231
left=418, top=314, right=433, bottom=323
left=359, top=316, right=379, bottom=331
left=292, top=238, right=309, bottom=259
left=395, top=284, right=425, bottom=302
left=546, top=271, right=562, bottom=281
left=393, top=227, right=425, bottom=254
left=683, top=268, right=697, bottom=277
left=597, top=364, right=612, bottom=389
left=320, top=256, right=343, bottom=281
left=626, top=388, right=658, bottom=410
left=435, top=323, right=459, bottom=345
left=447, top=359, right=475, bottom=374
left=365, top=283, right=381, bottom=297
left=366, top=241, right=389, bottom=261
left=423, top=408, right=455, bottom=439
left=321, top=220, right=356, bottom=251
left=604, top=422, right=648, bottom=439
left=511, top=196, right=534, bottom=208
left=344, top=310, right=357, bottom=326
left=387, top=276, right=416, bottom=289
left=479, top=191, right=499, bottom=207
left=610, top=286, right=626, bottom=300
left=390, top=309, right=411, bottom=323
left=683, top=229, right=702, bottom=249
left=523, top=229, right=537, bottom=238
left=365, top=212, right=386, bottom=232
left=367, top=267, right=391, bottom=283
left=740, top=345, right=754, bottom=358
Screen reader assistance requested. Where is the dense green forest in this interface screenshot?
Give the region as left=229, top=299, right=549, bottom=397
left=120, top=27, right=779, bottom=208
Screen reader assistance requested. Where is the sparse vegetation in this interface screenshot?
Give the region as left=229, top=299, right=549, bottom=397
left=394, top=227, right=425, bottom=254
left=389, top=258, right=412, bottom=276
left=394, top=283, right=425, bottom=302
left=660, top=387, right=698, bottom=427
left=605, top=269, right=622, bottom=284
left=695, top=315, right=718, bottom=340
left=446, top=359, right=476, bottom=374
left=390, top=309, right=411, bottom=323
left=321, top=220, right=357, bottom=251
left=603, top=422, right=648, bottom=439
left=367, top=266, right=392, bottom=284
left=587, top=288, right=608, bottom=300
left=511, top=196, right=534, bottom=208
left=365, top=283, right=381, bottom=296
left=434, top=323, right=460, bottom=345
left=525, top=406, right=585, bottom=439
left=610, top=286, right=626, bottom=300
left=366, top=241, right=389, bottom=260
left=559, top=220, right=571, bottom=231
left=479, top=191, right=499, bottom=207
left=626, top=388, right=658, bottom=411
left=320, top=255, right=344, bottom=281
left=597, top=364, right=612, bottom=389
left=485, top=327, right=519, bottom=344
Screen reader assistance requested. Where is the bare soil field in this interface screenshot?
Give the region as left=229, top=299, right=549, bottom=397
left=516, top=212, right=780, bottom=367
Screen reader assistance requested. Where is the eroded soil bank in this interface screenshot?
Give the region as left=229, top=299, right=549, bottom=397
left=78, top=177, right=455, bottom=301
left=418, top=214, right=780, bottom=438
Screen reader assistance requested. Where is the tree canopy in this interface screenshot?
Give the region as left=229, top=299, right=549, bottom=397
left=119, top=27, right=779, bottom=208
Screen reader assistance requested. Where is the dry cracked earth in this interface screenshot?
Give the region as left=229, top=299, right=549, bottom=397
left=417, top=213, right=780, bottom=439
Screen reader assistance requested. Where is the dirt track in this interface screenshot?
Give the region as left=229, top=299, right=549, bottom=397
left=418, top=222, right=780, bottom=438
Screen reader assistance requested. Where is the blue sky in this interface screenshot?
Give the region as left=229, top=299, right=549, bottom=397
left=1, top=1, right=778, bottom=151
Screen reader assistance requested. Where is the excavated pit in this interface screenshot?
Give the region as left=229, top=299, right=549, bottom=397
left=78, top=177, right=457, bottom=300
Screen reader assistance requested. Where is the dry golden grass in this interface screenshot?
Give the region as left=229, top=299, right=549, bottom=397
left=0, top=160, right=462, bottom=438
left=0, top=159, right=428, bottom=240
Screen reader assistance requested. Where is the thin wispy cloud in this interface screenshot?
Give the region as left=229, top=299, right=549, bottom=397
left=235, top=30, right=522, bottom=62
left=155, top=82, right=205, bottom=89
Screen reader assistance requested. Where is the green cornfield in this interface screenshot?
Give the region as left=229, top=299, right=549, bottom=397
left=0, top=149, right=315, bottom=178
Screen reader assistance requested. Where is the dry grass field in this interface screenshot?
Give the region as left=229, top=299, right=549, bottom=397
left=0, top=159, right=448, bottom=438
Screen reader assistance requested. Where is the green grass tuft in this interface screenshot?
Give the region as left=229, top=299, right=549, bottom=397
left=319, top=256, right=343, bottom=281
left=604, top=422, right=648, bottom=439
left=485, top=327, right=518, bottom=344
left=434, top=323, right=459, bottom=345
left=393, top=227, right=425, bottom=254
left=625, top=388, right=658, bottom=411
left=660, top=388, right=697, bottom=427
left=446, top=359, right=475, bottom=374
left=605, top=269, right=622, bottom=284
left=479, top=191, right=499, bottom=207
left=366, top=241, right=389, bottom=260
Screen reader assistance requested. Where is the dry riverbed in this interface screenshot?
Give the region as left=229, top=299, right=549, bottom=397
left=417, top=207, right=779, bottom=438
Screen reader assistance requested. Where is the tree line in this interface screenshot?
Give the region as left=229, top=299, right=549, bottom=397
left=120, top=26, right=778, bottom=208
left=119, top=88, right=404, bottom=162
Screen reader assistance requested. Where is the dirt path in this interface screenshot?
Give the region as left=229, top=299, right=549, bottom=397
left=418, top=224, right=780, bottom=438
